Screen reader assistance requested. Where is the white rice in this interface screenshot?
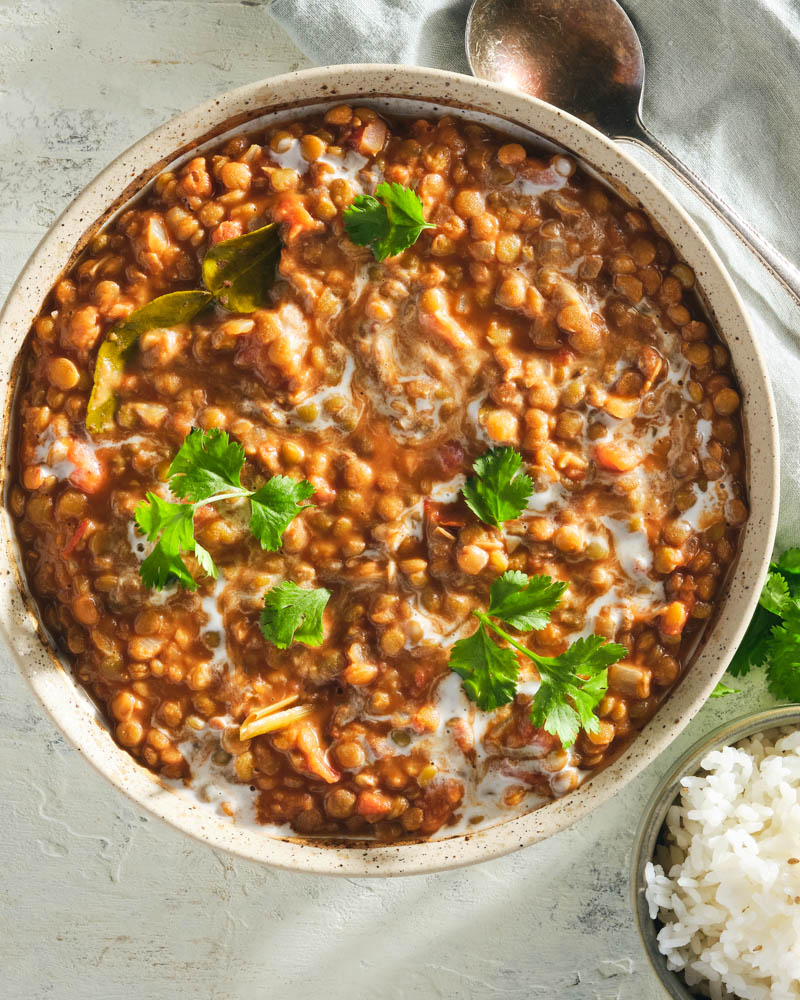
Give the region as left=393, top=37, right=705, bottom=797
left=645, top=727, right=800, bottom=1000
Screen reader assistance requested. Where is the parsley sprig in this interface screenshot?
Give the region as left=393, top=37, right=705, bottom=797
left=461, top=447, right=534, bottom=528
left=343, top=181, right=434, bottom=261
left=726, top=548, right=800, bottom=701
left=134, top=428, right=313, bottom=590
left=260, top=581, right=331, bottom=649
left=449, top=571, right=627, bottom=747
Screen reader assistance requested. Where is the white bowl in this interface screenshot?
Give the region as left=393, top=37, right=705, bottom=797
left=0, top=64, right=779, bottom=875
left=632, top=707, right=800, bottom=998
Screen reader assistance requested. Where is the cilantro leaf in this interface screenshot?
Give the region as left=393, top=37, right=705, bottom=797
left=259, top=582, right=331, bottom=649
left=461, top=446, right=534, bottom=528
left=249, top=476, right=315, bottom=551
left=710, top=680, right=741, bottom=698
left=342, top=195, right=389, bottom=250
left=778, top=548, right=800, bottom=575
left=729, top=602, right=776, bottom=676
left=167, top=427, right=246, bottom=502
left=343, top=182, right=434, bottom=261
left=377, top=182, right=435, bottom=258
left=488, top=571, right=568, bottom=632
left=729, top=552, right=800, bottom=700
left=134, top=493, right=207, bottom=590
left=546, top=635, right=632, bottom=674
left=766, top=605, right=800, bottom=702
left=760, top=571, right=791, bottom=616
left=529, top=637, right=626, bottom=748
left=193, top=542, right=217, bottom=580
left=447, top=568, right=625, bottom=747
left=531, top=693, right=586, bottom=748
left=134, top=492, right=190, bottom=545
left=138, top=543, right=196, bottom=591
left=449, top=624, right=520, bottom=711
left=133, top=429, right=315, bottom=591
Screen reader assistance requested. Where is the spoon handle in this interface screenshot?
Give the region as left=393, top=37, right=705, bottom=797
left=618, top=120, right=800, bottom=308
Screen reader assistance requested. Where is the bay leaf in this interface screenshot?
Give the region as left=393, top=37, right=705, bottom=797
left=86, top=289, right=213, bottom=433
left=202, top=223, right=281, bottom=313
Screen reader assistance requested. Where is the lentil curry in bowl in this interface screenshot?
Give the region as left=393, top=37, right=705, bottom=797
left=2, top=67, right=772, bottom=865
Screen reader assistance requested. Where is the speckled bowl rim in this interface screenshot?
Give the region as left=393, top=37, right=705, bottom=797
left=631, top=706, right=800, bottom=998
left=0, top=64, right=779, bottom=876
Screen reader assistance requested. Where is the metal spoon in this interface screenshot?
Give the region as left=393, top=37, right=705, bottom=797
left=466, top=0, right=800, bottom=306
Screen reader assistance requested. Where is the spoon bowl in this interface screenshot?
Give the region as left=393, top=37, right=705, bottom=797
left=466, top=0, right=643, bottom=133
left=466, top=0, right=800, bottom=305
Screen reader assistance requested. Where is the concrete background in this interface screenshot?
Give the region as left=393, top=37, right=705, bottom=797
left=0, top=3, right=790, bottom=998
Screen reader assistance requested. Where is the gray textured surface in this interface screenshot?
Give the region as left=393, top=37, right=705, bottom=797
left=0, top=3, right=789, bottom=999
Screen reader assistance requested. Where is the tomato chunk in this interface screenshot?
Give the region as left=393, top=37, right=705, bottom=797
left=594, top=440, right=642, bottom=472
left=356, top=789, right=392, bottom=820
left=62, top=518, right=90, bottom=558
left=660, top=600, right=690, bottom=636
left=272, top=193, right=321, bottom=242
left=210, top=220, right=243, bottom=245
left=67, top=440, right=106, bottom=494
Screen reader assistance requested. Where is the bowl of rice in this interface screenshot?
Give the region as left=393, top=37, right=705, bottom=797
left=633, top=706, right=800, bottom=1000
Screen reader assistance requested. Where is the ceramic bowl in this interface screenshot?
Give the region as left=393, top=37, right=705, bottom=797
left=632, top=706, right=800, bottom=998
left=0, top=64, right=779, bottom=875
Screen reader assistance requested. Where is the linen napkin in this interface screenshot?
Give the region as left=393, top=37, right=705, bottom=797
left=268, top=0, right=800, bottom=547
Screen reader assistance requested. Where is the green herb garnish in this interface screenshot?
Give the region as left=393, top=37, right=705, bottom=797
left=134, top=492, right=209, bottom=591
left=710, top=681, right=741, bottom=698
left=259, top=581, right=331, bottom=649
left=87, top=223, right=282, bottom=432
left=449, top=571, right=626, bottom=747
left=461, top=446, right=534, bottom=528
left=486, top=570, right=567, bottom=630
left=134, top=428, right=313, bottom=590
left=248, top=477, right=316, bottom=552
left=764, top=607, right=800, bottom=702
left=450, top=625, right=521, bottom=711
left=728, top=548, right=800, bottom=702
left=528, top=636, right=624, bottom=747
left=343, top=181, right=434, bottom=261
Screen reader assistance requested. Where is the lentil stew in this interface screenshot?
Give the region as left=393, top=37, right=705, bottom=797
left=9, top=106, right=748, bottom=843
